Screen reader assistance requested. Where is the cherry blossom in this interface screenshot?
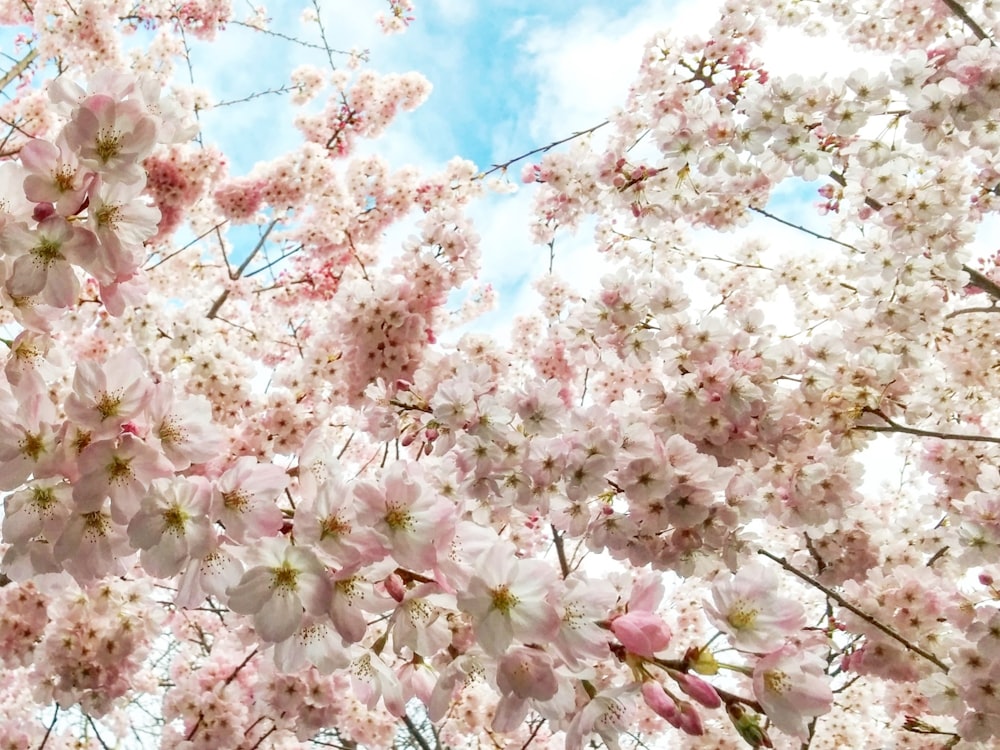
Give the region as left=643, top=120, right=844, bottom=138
left=227, top=537, right=332, bottom=643
left=0, top=1, right=999, bottom=747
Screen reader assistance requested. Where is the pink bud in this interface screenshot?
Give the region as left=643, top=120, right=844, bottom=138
left=32, top=202, right=56, bottom=221
left=979, top=572, right=994, bottom=586
left=641, top=682, right=681, bottom=728
left=677, top=701, right=704, bottom=736
left=675, top=672, right=722, bottom=709
left=610, top=610, right=672, bottom=658
left=384, top=572, right=406, bottom=602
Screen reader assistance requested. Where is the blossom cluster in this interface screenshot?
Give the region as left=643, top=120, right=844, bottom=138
left=1, top=0, right=1000, bottom=748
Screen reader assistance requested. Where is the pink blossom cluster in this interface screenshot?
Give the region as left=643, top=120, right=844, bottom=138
left=1, top=0, right=1000, bottom=748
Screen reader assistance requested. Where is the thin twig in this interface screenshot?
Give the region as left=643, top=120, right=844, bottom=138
left=478, top=121, right=609, bottom=180
left=757, top=549, right=949, bottom=673
left=38, top=705, right=58, bottom=750
left=207, top=218, right=280, bottom=319
left=749, top=206, right=858, bottom=251
left=401, top=713, right=434, bottom=750
left=85, top=716, right=112, bottom=750
left=940, top=0, right=995, bottom=44
left=0, top=47, right=38, bottom=91
left=551, top=525, right=570, bottom=579
left=855, top=409, right=1000, bottom=446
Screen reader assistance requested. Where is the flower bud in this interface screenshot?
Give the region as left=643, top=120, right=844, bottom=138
left=384, top=572, right=406, bottom=602
left=610, top=610, right=671, bottom=658
left=675, top=672, right=722, bottom=709
left=677, top=701, right=704, bottom=736
left=641, top=681, right=681, bottom=727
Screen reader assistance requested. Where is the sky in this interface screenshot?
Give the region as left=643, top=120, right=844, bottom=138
left=174, top=0, right=886, bottom=337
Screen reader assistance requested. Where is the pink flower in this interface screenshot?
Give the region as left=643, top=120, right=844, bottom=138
left=226, top=538, right=332, bottom=643
left=328, top=562, right=394, bottom=643
left=566, top=687, right=633, bottom=750
left=127, top=477, right=214, bottom=578
left=63, top=95, right=157, bottom=185
left=457, top=542, right=561, bottom=656
left=354, top=462, right=456, bottom=571
left=72, top=435, right=174, bottom=524
left=753, top=644, right=833, bottom=739
left=0, top=392, right=60, bottom=490
left=704, top=561, right=806, bottom=652
left=496, top=645, right=558, bottom=701
left=20, top=137, right=94, bottom=216
left=294, top=475, right=381, bottom=567
left=2, top=216, right=97, bottom=307
left=144, top=384, right=224, bottom=470
left=2, top=479, right=72, bottom=547
left=611, top=610, right=672, bottom=658
left=52, top=506, right=131, bottom=583
left=272, top=616, right=350, bottom=674
left=212, top=456, right=287, bottom=543
left=64, top=347, right=152, bottom=439
left=350, top=651, right=405, bottom=717
left=174, top=543, right=243, bottom=609
left=84, top=180, right=161, bottom=283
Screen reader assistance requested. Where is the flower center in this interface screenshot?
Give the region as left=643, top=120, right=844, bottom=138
left=19, top=432, right=46, bottom=461
left=223, top=489, right=249, bottom=513
left=107, top=455, right=134, bottom=484
left=96, top=391, right=123, bottom=421
left=162, top=504, right=189, bottom=536
left=490, top=584, right=519, bottom=615
left=95, top=128, right=123, bottom=163
left=727, top=602, right=758, bottom=630
left=763, top=669, right=790, bottom=696
left=271, top=561, right=299, bottom=591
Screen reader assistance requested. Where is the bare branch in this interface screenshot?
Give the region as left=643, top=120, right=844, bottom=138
left=477, top=121, right=609, bottom=181
left=757, top=549, right=949, bottom=673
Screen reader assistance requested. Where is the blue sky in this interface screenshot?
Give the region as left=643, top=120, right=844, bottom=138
left=189, top=0, right=684, bottom=175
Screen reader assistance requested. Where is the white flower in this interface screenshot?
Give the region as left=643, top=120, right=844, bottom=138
left=457, top=542, right=560, bottom=655
left=227, top=538, right=332, bottom=642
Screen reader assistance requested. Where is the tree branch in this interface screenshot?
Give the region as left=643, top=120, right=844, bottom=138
left=855, top=409, right=1000, bottom=446
left=206, top=218, right=280, bottom=319
left=757, top=549, right=949, bottom=673
left=478, top=121, right=609, bottom=180
left=401, top=712, right=434, bottom=750
left=940, top=0, right=995, bottom=44
left=0, top=47, right=38, bottom=91
left=960, top=264, right=1000, bottom=302
left=551, top=525, right=570, bottom=579
left=748, top=205, right=858, bottom=251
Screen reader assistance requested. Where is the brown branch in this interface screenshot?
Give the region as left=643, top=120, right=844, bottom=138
left=477, top=121, right=609, bottom=180
left=855, top=409, right=1000, bottom=446
left=401, top=713, right=434, bottom=750
left=37, top=705, right=58, bottom=750
left=757, top=549, right=949, bottom=673
left=940, top=0, right=995, bottom=44
left=206, top=218, right=280, bottom=319
left=961, top=265, right=1000, bottom=302
left=551, top=525, right=570, bottom=579
left=0, top=47, right=38, bottom=91
left=748, top=205, right=858, bottom=252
